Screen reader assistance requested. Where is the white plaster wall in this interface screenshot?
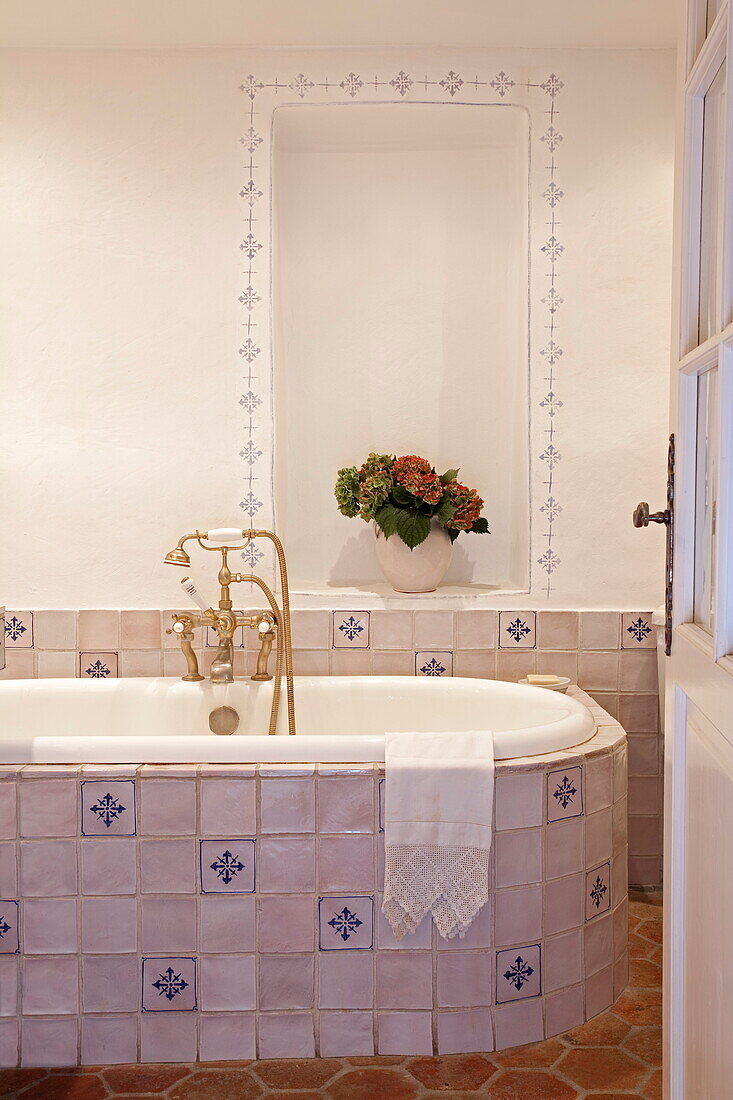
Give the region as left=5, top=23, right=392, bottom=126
left=0, top=47, right=674, bottom=609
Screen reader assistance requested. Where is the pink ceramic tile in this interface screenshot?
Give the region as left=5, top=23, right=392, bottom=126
left=453, top=651, right=496, bottom=679
left=537, top=651, right=578, bottom=682
left=23, top=956, right=78, bottom=1014
left=140, top=1014, right=197, bottom=1063
left=622, top=612, right=655, bottom=649
left=613, top=799, right=629, bottom=854
left=292, top=650, right=330, bottom=675
left=455, top=610, right=497, bottom=650
left=545, top=818, right=584, bottom=879
left=377, top=900, right=432, bottom=950
left=436, top=951, right=492, bottom=1007
left=318, top=776, right=374, bottom=833
left=495, top=649, right=537, bottom=681
left=163, top=648, right=202, bottom=676
left=257, top=895, right=314, bottom=953
left=0, top=958, right=17, bottom=1016
left=628, top=815, right=661, bottom=857
left=580, top=612, right=620, bottom=650
left=614, top=745, right=629, bottom=800
left=36, top=651, right=77, bottom=677
left=614, top=952, right=629, bottom=999
left=81, top=955, right=138, bottom=1012
left=4, top=612, right=33, bottom=648
left=544, top=873, right=584, bottom=934
left=319, top=951, right=373, bottom=1009
left=545, top=984, right=584, bottom=1035
left=21, top=1017, right=78, bottom=1067
left=0, top=847, right=15, bottom=896
left=258, top=1012, right=315, bottom=1058
left=414, top=611, right=454, bottom=649
left=259, top=838, right=315, bottom=893
left=494, top=829, right=543, bottom=888
left=586, top=963, right=614, bottom=1018
left=628, top=855, right=661, bottom=886
left=81, top=1015, right=137, bottom=1065
left=578, top=651, right=619, bottom=691
left=376, top=952, right=432, bottom=1009
left=120, top=610, right=161, bottom=649
left=23, top=898, right=77, bottom=953
left=290, top=610, right=331, bottom=649
left=200, top=955, right=256, bottom=1011
left=319, top=836, right=374, bottom=892
left=494, top=886, right=542, bottom=948
left=377, top=1011, right=432, bottom=1055
left=0, top=786, right=16, bottom=840
left=590, top=692, right=619, bottom=718
left=331, top=649, right=372, bottom=675
left=200, top=895, right=256, bottom=953
left=629, top=777, right=660, bottom=815
left=320, top=1011, right=374, bottom=1056
left=586, top=808, right=613, bottom=867
left=585, top=911, right=614, bottom=976
left=371, top=651, right=414, bottom=676
left=544, top=928, right=583, bottom=992
left=260, top=778, right=315, bottom=834
left=370, top=611, right=413, bottom=651
left=259, top=954, right=313, bottom=1009
left=140, top=839, right=197, bottom=893
left=537, top=611, right=578, bottom=650
left=20, top=840, right=77, bottom=896
left=141, top=897, right=196, bottom=953
left=618, top=693, right=659, bottom=733
left=613, top=898, right=629, bottom=959
left=200, top=778, right=255, bottom=835
left=436, top=896, right=493, bottom=950
left=0, top=1019, right=17, bottom=1067
left=81, top=838, right=137, bottom=895
left=19, top=780, right=77, bottom=837
left=627, top=736, right=659, bottom=777
left=619, top=650, right=658, bottom=692
left=493, top=999, right=543, bottom=1049
left=437, top=1008, right=493, bottom=1054
left=585, top=756, right=613, bottom=812
left=78, top=610, right=119, bottom=650
left=34, top=611, right=76, bottom=650
left=80, top=651, right=118, bottom=678
left=140, top=779, right=196, bottom=835
left=0, top=651, right=34, bottom=680
left=415, top=651, right=453, bottom=677
left=119, top=650, right=161, bottom=676
left=495, top=772, right=544, bottom=830
left=82, top=897, right=137, bottom=953
left=199, top=1014, right=256, bottom=1061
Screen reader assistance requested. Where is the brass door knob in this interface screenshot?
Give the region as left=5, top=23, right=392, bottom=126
left=633, top=501, right=671, bottom=528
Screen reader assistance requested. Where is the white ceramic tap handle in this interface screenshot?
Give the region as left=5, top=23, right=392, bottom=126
left=205, top=528, right=245, bottom=543
left=180, top=578, right=210, bottom=613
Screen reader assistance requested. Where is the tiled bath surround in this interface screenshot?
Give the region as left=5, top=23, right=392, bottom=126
left=2, top=608, right=661, bottom=886
left=0, top=689, right=626, bottom=1067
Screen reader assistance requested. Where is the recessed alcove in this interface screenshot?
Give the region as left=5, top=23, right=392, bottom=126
left=273, top=101, right=530, bottom=603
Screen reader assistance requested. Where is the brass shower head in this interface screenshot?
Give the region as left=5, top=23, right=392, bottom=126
left=164, top=545, right=191, bottom=567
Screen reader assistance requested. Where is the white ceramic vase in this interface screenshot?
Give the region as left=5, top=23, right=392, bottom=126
left=374, top=519, right=453, bottom=593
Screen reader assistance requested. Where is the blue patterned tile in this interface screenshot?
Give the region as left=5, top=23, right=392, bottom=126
left=496, top=944, right=541, bottom=1003
left=4, top=612, right=33, bottom=648
left=498, top=612, right=536, bottom=649
left=200, top=840, right=255, bottom=894
left=318, top=895, right=374, bottom=950
left=415, top=651, right=452, bottom=677
left=585, top=862, right=611, bottom=920
left=547, top=766, right=583, bottom=823
left=332, top=612, right=370, bottom=649
left=81, top=781, right=136, bottom=837
left=80, top=652, right=118, bottom=679
left=621, top=613, right=655, bottom=649
left=142, top=957, right=197, bottom=1011
left=0, top=902, right=19, bottom=954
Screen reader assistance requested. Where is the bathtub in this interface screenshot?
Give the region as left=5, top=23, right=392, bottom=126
left=0, top=675, right=596, bottom=764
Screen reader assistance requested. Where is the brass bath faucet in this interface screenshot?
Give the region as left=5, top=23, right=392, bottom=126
left=163, top=528, right=296, bottom=737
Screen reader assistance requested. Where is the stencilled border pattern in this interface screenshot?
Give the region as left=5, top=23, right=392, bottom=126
left=238, top=65, right=565, bottom=595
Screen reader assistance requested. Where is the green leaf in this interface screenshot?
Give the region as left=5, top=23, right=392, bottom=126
left=440, top=468, right=460, bottom=484
left=435, top=499, right=456, bottom=525
left=395, top=510, right=431, bottom=549
left=391, top=485, right=415, bottom=506
left=375, top=504, right=403, bottom=539
left=470, top=517, right=490, bottom=534
left=448, top=528, right=460, bottom=544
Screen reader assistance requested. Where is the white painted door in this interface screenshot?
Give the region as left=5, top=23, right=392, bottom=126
left=663, top=3, right=733, bottom=1097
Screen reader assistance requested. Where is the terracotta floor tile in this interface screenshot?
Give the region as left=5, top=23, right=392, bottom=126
left=563, top=1011, right=631, bottom=1046
left=102, top=1065, right=191, bottom=1093
left=623, top=1027, right=662, bottom=1068
left=558, top=1048, right=646, bottom=1091
left=628, top=932, right=657, bottom=959
left=636, top=920, right=663, bottom=945
left=491, top=1038, right=564, bottom=1068
left=345, top=1057, right=406, bottom=1066
left=644, top=1068, right=663, bottom=1099
left=167, top=1069, right=263, bottom=1100
left=629, top=958, right=663, bottom=988
left=484, top=1069, right=578, bottom=1099
left=325, top=1067, right=419, bottom=1100
left=613, top=989, right=663, bottom=1026
left=18, top=1076, right=108, bottom=1100
left=407, top=1054, right=496, bottom=1090
left=252, top=1059, right=342, bottom=1089
left=628, top=900, right=661, bottom=919
left=0, top=1070, right=48, bottom=1097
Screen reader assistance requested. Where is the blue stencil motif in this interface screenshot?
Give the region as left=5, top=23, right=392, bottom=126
left=328, top=906, right=363, bottom=942
left=4, top=616, right=25, bottom=642
left=506, top=618, right=531, bottom=644
left=152, top=966, right=189, bottom=1002
left=85, top=659, right=111, bottom=678
left=553, top=775, right=577, bottom=810
left=503, top=955, right=535, bottom=991
left=420, top=657, right=446, bottom=676
left=589, top=875, right=608, bottom=910
left=90, top=792, right=126, bottom=828
left=339, top=617, right=364, bottom=642
left=627, top=617, right=652, bottom=643
left=210, top=849, right=245, bottom=886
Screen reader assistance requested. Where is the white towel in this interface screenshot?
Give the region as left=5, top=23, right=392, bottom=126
left=381, top=729, right=494, bottom=941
